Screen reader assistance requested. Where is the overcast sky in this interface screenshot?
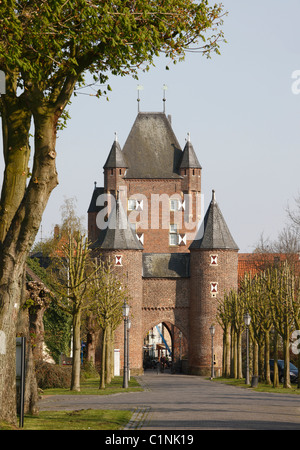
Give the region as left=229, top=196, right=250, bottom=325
left=2, top=0, right=300, bottom=253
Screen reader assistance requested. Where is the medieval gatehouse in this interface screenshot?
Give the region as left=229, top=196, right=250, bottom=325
left=88, top=111, right=238, bottom=375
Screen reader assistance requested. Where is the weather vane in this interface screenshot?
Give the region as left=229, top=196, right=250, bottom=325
left=163, top=84, right=167, bottom=113
left=137, top=85, right=143, bottom=112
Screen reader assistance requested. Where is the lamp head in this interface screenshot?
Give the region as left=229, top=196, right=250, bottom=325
left=122, top=301, right=130, bottom=318
left=244, top=312, right=251, bottom=326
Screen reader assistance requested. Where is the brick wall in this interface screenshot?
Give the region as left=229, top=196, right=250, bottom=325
left=142, top=277, right=190, bottom=339
left=88, top=211, right=98, bottom=244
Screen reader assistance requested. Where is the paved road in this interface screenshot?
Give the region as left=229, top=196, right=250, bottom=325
left=39, top=372, right=300, bottom=430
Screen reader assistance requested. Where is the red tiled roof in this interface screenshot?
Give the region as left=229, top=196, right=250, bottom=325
left=238, top=253, right=300, bottom=280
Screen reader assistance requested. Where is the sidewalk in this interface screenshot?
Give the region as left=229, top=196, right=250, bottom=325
left=39, top=372, right=300, bottom=430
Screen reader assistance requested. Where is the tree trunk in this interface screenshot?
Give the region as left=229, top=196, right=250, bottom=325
left=237, top=331, right=243, bottom=379
left=0, top=78, right=32, bottom=242
left=0, top=264, right=27, bottom=425
left=222, top=326, right=230, bottom=377
left=111, top=330, right=115, bottom=380
left=100, top=328, right=107, bottom=389
left=0, top=108, right=59, bottom=424
left=86, top=330, right=96, bottom=365
left=253, top=341, right=258, bottom=377
left=273, top=331, right=279, bottom=388
left=17, top=303, right=39, bottom=416
left=258, top=342, right=265, bottom=381
left=230, top=328, right=237, bottom=379
left=71, top=308, right=81, bottom=391
left=29, top=304, right=48, bottom=362
left=283, top=335, right=291, bottom=389
left=106, top=326, right=115, bottom=384
left=264, top=331, right=271, bottom=385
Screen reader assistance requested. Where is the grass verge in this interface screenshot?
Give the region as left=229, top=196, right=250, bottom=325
left=0, top=376, right=142, bottom=430
left=41, top=375, right=142, bottom=396
left=22, top=409, right=133, bottom=430
left=212, top=377, right=300, bottom=394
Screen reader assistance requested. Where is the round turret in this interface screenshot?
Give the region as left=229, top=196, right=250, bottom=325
left=188, top=190, right=239, bottom=376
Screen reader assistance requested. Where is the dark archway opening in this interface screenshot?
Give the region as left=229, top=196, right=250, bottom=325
left=143, top=322, right=188, bottom=373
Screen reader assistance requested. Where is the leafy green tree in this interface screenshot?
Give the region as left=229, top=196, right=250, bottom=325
left=0, top=0, right=226, bottom=423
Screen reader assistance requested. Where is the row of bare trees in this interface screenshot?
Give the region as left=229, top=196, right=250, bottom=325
left=28, top=199, right=128, bottom=391
left=217, top=261, right=300, bottom=388
left=50, top=232, right=128, bottom=391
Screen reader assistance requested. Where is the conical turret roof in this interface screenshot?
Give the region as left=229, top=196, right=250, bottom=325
left=190, top=190, right=239, bottom=250
left=103, top=137, right=127, bottom=169
left=179, top=137, right=202, bottom=169
left=95, top=196, right=143, bottom=250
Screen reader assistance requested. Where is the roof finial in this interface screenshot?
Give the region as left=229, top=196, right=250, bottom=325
left=137, top=85, right=143, bottom=112
left=114, top=131, right=118, bottom=143
left=212, top=189, right=216, bottom=203
left=187, top=132, right=191, bottom=143
left=163, top=84, right=167, bottom=113
left=94, top=181, right=97, bottom=189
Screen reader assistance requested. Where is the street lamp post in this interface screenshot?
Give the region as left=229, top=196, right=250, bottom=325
left=244, top=312, right=251, bottom=385
left=178, top=331, right=182, bottom=373
left=122, top=301, right=130, bottom=388
left=209, top=325, right=215, bottom=380
left=127, top=318, right=131, bottom=382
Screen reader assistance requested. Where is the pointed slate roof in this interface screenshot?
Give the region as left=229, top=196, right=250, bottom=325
left=103, top=138, right=127, bottom=169
left=122, top=112, right=182, bottom=179
left=87, top=185, right=105, bottom=213
left=179, top=138, right=202, bottom=169
left=94, top=197, right=143, bottom=250
left=190, top=190, right=239, bottom=250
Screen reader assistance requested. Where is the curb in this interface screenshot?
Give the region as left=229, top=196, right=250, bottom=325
left=123, top=406, right=151, bottom=430
left=135, top=376, right=151, bottom=392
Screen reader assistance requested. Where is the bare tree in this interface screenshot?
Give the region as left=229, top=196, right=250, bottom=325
left=268, top=263, right=295, bottom=388
left=91, top=259, right=127, bottom=389
left=287, top=194, right=300, bottom=229
left=51, top=233, right=99, bottom=391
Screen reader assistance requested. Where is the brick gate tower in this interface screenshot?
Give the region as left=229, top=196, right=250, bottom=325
left=88, top=109, right=239, bottom=376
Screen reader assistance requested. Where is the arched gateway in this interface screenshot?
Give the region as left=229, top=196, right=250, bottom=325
left=88, top=111, right=238, bottom=376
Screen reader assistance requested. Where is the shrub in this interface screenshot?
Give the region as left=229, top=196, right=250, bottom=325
left=35, top=360, right=71, bottom=389
left=81, top=360, right=99, bottom=380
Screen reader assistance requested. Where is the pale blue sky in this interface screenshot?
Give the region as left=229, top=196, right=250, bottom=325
left=2, top=0, right=300, bottom=252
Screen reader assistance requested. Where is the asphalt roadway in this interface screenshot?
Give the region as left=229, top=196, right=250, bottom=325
left=39, top=371, right=300, bottom=430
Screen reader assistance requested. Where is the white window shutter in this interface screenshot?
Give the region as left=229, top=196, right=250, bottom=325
left=136, top=200, right=143, bottom=211
left=178, top=200, right=185, bottom=211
